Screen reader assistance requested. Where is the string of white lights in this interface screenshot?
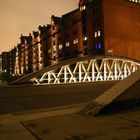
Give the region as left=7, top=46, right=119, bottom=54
left=31, top=57, right=140, bottom=85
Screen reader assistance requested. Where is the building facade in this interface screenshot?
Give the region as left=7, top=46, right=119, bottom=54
left=38, top=25, right=52, bottom=67
left=1, top=52, right=10, bottom=75
left=79, top=0, right=140, bottom=58
left=13, top=35, right=32, bottom=76
left=7, top=0, right=140, bottom=77
left=103, top=0, right=140, bottom=60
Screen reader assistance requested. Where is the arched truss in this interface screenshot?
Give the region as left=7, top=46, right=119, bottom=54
left=31, top=56, right=140, bottom=85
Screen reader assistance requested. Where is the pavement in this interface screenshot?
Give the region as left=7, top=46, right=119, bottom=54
left=23, top=106, right=140, bottom=140
left=0, top=103, right=85, bottom=125
left=0, top=123, right=36, bottom=140
left=0, top=103, right=85, bottom=140
left=0, top=103, right=140, bottom=140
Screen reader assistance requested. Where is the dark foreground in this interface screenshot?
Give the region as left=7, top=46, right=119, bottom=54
left=0, top=81, right=140, bottom=140
left=23, top=106, right=140, bottom=140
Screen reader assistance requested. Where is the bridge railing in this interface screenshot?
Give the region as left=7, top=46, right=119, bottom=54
left=31, top=57, right=140, bottom=85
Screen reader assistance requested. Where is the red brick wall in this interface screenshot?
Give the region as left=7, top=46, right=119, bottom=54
left=62, top=10, right=83, bottom=57
left=103, top=0, right=140, bottom=60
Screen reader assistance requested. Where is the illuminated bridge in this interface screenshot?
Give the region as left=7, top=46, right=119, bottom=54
left=11, top=56, right=140, bottom=85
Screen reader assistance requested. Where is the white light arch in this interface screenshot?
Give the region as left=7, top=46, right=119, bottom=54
left=30, top=56, right=140, bottom=85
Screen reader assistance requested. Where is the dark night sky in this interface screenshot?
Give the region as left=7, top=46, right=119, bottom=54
left=0, top=0, right=79, bottom=52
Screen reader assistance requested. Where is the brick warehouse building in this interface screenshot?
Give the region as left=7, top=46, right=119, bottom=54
left=79, top=0, right=140, bottom=57
left=7, top=0, right=140, bottom=77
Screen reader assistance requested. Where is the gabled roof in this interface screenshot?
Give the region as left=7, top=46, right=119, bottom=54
left=51, top=15, right=62, bottom=25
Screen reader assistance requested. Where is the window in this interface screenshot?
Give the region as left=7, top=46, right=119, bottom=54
left=65, top=33, right=69, bottom=38
left=83, top=41, right=87, bottom=45
left=80, top=5, right=86, bottom=11
left=58, top=28, right=62, bottom=33
left=76, top=39, right=78, bottom=44
left=53, top=33, right=56, bottom=38
left=54, top=56, right=56, bottom=61
left=83, top=36, right=87, bottom=41
left=95, top=43, right=102, bottom=49
left=73, top=30, right=77, bottom=35
left=82, top=14, right=87, bottom=24
left=97, top=18, right=101, bottom=26
left=53, top=45, right=56, bottom=51
left=48, top=49, right=51, bottom=53
left=94, top=30, right=101, bottom=38
left=83, top=6, right=86, bottom=10
left=73, top=39, right=78, bottom=44
left=53, top=53, right=56, bottom=57
left=83, top=25, right=87, bottom=34
left=94, top=32, right=97, bottom=38
left=59, top=44, right=63, bottom=50
left=98, top=31, right=101, bottom=37
left=52, top=25, right=55, bottom=30
left=84, top=48, right=88, bottom=55
left=128, top=0, right=140, bottom=4
left=72, top=19, right=78, bottom=25
left=66, top=42, right=70, bottom=47
left=52, top=20, right=54, bottom=25
left=53, top=40, right=55, bottom=45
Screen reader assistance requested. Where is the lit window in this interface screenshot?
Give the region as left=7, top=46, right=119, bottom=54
left=80, top=5, right=86, bottom=11
left=94, top=32, right=97, bottom=38
left=59, top=44, right=63, bottom=50
left=48, top=49, right=51, bottom=53
left=74, top=39, right=78, bottom=44
left=83, top=6, right=86, bottom=10
left=53, top=45, right=56, bottom=51
left=98, top=31, right=101, bottom=37
left=129, top=0, right=140, bottom=3
left=83, top=36, right=87, bottom=41
left=98, top=43, right=101, bottom=49
left=95, top=43, right=102, bottom=49
left=66, top=42, right=70, bottom=47
left=76, top=39, right=78, bottom=44
left=94, top=31, right=101, bottom=38
left=52, top=20, right=54, bottom=25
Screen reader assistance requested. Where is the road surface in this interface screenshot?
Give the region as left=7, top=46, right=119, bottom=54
left=0, top=81, right=116, bottom=114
